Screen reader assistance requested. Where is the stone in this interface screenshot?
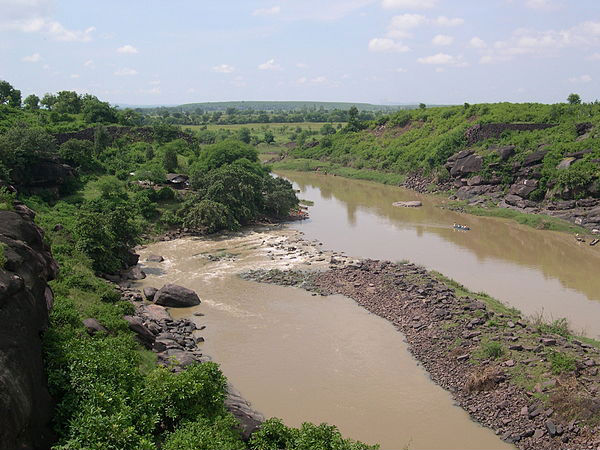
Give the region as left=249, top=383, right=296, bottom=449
left=154, top=284, right=201, bottom=307
left=509, top=344, right=524, bottom=351
left=140, top=304, right=172, bottom=322
left=450, top=153, right=483, bottom=177
left=522, top=150, right=548, bottom=167
left=509, top=179, right=538, bottom=198
left=82, top=318, right=108, bottom=335
left=497, top=145, right=516, bottom=161
left=533, top=429, right=545, bottom=439
left=123, top=266, right=146, bottom=280
left=504, top=359, right=515, bottom=367
left=392, top=200, right=422, bottom=207
left=146, top=254, right=164, bottom=262
left=225, top=384, right=265, bottom=440
left=123, top=315, right=155, bottom=349
left=467, top=175, right=484, bottom=186
left=456, top=354, right=470, bottom=362
left=545, top=420, right=557, bottom=436
left=557, top=157, right=577, bottom=170
left=143, top=287, right=158, bottom=301
left=541, top=338, right=557, bottom=346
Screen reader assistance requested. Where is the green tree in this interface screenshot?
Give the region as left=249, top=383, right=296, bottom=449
left=94, top=125, right=111, bottom=156
left=419, top=103, right=427, bottom=109
left=163, top=146, right=178, bottom=172
left=23, top=94, right=40, bottom=110
left=0, top=124, right=56, bottom=181
left=191, top=140, right=258, bottom=177
left=264, top=130, right=275, bottom=144
left=54, top=90, right=83, bottom=114
left=0, top=80, right=21, bottom=107
left=82, top=98, right=117, bottom=123
left=237, top=127, right=251, bottom=144
left=320, top=123, right=336, bottom=135
left=41, top=93, right=57, bottom=110
left=567, top=93, right=581, bottom=105
left=59, top=139, right=96, bottom=171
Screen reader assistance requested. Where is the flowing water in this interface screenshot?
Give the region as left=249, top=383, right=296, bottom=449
left=282, top=171, right=600, bottom=339
left=136, top=231, right=511, bottom=450
left=136, top=171, right=600, bottom=449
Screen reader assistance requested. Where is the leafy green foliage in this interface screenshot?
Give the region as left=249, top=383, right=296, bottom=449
left=59, top=139, right=97, bottom=171
left=0, top=242, right=6, bottom=268
left=183, top=199, right=235, bottom=232
left=162, top=415, right=245, bottom=450
left=0, top=124, right=57, bottom=181
left=479, top=340, right=505, bottom=359
left=547, top=350, right=576, bottom=374
left=249, top=418, right=378, bottom=450
left=0, top=186, right=15, bottom=210
left=192, top=139, right=259, bottom=175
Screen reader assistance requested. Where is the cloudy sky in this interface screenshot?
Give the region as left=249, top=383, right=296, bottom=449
left=1, top=0, right=599, bottom=105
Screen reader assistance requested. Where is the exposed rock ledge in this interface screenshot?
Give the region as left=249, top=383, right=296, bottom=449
left=0, top=206, right=58, bottom=450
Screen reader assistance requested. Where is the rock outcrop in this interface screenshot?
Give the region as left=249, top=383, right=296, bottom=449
left=0, top=207, right=58, bottom=450
left=465, top=123, right=557, bottom=145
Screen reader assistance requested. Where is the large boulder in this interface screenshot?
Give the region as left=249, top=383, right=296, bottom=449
left=0, top=211, right=57, bottom=450
left=522, top=150, right=548, bottom=167
left=143, top=287, right=158, bottom=301
left=509, top=179, right=539, bottom=198
left=154, top=284, right=201, bottom=307
left=496, top=145, right=516, bottom=161
left=447, top=151, right=483, bottom=177
left=123, top=316, right=155, bottom=349
left=140, top=304, right=172, bottom=322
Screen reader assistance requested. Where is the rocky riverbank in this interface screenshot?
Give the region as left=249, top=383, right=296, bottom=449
left=243, top=258, right=600, bottom=450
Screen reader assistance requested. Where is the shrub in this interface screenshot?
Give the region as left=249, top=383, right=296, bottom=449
left=183, top=199, right=235, bottom=232
left=59, top=139, right=97, bottom=171
left=0, top=186, right=15, bottom=210
left=480, top=340, right=505, bottom=359
left=0, top=242, right=6, bottom=268
left=547, top=350, right=576, bottom=374
left=162, top=415, right=245, bottom=450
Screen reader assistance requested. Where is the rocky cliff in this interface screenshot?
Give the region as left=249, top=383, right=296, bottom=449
left=0, top=205, right=58, bottom=450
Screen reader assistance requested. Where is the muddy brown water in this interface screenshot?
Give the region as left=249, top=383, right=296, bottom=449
left=136, top=231, right=511, bottom=450
left=281, top=171, right=600, bottom=339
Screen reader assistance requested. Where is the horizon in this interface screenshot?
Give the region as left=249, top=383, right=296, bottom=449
left=1, top=0, right=599, bottom=105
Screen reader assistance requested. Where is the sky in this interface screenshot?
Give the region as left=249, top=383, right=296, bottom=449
left=1, top=0, right=599, bottom=106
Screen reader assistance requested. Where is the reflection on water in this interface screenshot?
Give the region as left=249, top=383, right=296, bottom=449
left=281, top=171, right=600, bottom=338
left=136, top=232, right=511, bottom=450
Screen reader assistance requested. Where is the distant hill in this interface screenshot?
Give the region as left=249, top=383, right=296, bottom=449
left=139, top=101, right=418, bottom=113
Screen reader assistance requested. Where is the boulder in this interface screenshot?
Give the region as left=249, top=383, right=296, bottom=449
left=123, top=266, right=146, bottom=280
left=496, top=145, right=516, bottom=161
left=123, top=315, right=155, bottom=349
left=566, top=148, right=593, bottom=159
left=557, top=157, right=576, bottom=170
left=392, top=201, right=422, bottom=207
left=449, top=153, right=483, bottom=177
left=467, top=175, right=484, bottom=186
left=509, top=179, right=538, bottom=198
left=146, top=254, right=164, bottom=262
left=143, top=287, right=158, bottom=301
left=140, top=304, right=172, bottom=322
left=522, top=150, right=548, bottom=167
left=154, top=284, right=201, bottom=307
left=225, top=384, right=265, bottom=440
left=82, top=318, right=108, bottom=335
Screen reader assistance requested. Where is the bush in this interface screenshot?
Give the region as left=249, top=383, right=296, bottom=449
left=479, top=340, right=505, bottom=359
left=59, top=139, right=97, bottom=171
left=162, top=416, right=245, bottom=450
left=547, top=350, right=576, bottom=374
left=0, top=242, right=6, bottom=268
left=183, top=199, right=235, bottom=232
left=0, top=186, right=15, bottom=210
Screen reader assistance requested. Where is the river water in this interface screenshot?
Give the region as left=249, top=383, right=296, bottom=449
left=136, top=171, right=600, bottom=449
left=282, top=171, right=600, bottom=339
left=136, top=231, right=511, bottom=449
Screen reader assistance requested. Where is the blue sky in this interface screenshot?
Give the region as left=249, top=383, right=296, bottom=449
left=1, top=0, right=599, bottom=105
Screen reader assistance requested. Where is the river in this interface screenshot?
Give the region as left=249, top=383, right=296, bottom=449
left=135, top=171, right=600, bottom=449
left=282, top=171, right=600, bottom=339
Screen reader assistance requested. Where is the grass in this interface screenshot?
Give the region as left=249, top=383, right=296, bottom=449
left=547, top=350, right=577, bottom=374
left=274, top=158, right=406, bottom=185
left=478, top=340, right=505, bottom=359
left=446, top=201, right=589, bottom=234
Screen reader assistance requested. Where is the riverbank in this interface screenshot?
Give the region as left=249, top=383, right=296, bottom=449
left=243, top=255, right=600, bottom=449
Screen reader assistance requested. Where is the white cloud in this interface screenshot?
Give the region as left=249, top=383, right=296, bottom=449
left=22, top=52, right=41, bottom=62
left=388, top=13, right=426, bottom=38
left=114, top=67, right=138, bottom=76
left=469, top=36, right=487, bottom=48
left=433, top=16, right=464, bottom=27
left=252, top=5, right=281, bottom=16
left=258, top=58, right=282, bottom=70
left=0, top=0, right=95, bottom=41
left=569, top=74, right=592, bottom=83
left=297, top=77, right=307, bottom=84
left=368, top=37, right=409, bottom=52
left=311, top=76, right=327, bottom=83
left=587, top=52, right=600, bottom=61
left=83, top=59, right=95, bottom=68
left=432, top=34, right=454, bottom=46
left=480, top=22, right=600, bottom=63
left=395, top=67, right=407, bottom=72
left=117, top=44, right=138, bottom=54
left=70, top=73, right=80, bottom=78
left=212, top=64, right=235, bottom=73
left=296, top=62, right=309, bottom=68
left=418, top=52, right=468, bottom=67
left=381, top=0, right=436, bottom=9
left=149, top=80, right=161, bottom=85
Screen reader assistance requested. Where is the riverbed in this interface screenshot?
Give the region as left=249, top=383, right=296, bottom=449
left=281, top=171, right=600, bottom=339
left=135, top=229, right=511, bottom=450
